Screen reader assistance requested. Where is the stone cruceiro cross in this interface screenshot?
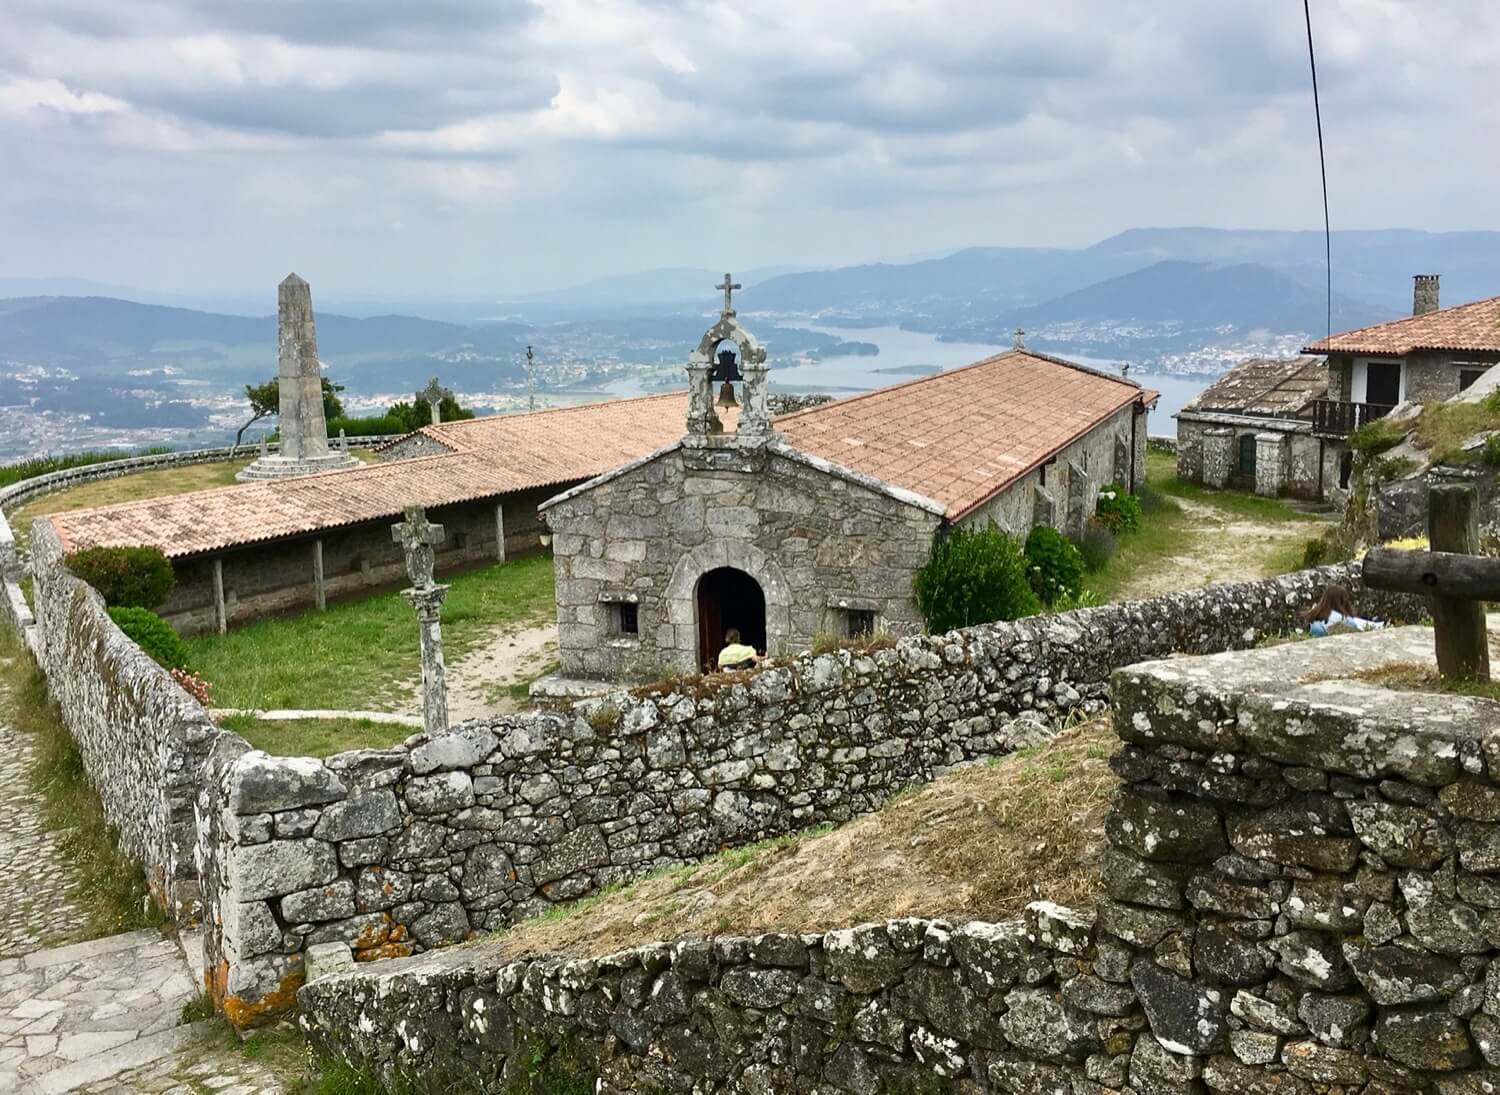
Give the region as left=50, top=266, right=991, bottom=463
left=392, top=504, right=450, bottom=734
left=237, top=273, right=359, bottom=481
left=717, top=272, right=741, bottom=315
left=417, top=377, right=454, bottom=427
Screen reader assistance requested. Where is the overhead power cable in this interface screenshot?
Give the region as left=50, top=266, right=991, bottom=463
left=1303, top=0, right=1332, bottom=341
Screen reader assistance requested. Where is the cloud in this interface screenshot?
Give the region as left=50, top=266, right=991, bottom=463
left=0, top=0, right=1496, bottom=297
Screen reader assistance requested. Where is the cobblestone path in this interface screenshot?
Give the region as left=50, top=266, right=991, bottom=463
left=0, top=657, right=88, bottom=960
left=0, top=659, right=292, bottom=1093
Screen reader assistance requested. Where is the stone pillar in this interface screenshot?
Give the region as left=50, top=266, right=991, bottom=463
left=1065, top=461, right=1091, bottom=538
left=1201, top=428, right=1234, bottom=489
left=737, top=355, right=772, bottom=442
left=684, top=355, right=722, bottom=435
left=495, top=503, right=507, bottom=563
left=1113, top=434, right=1130, bottom=486
left=404, top=584, right=450, bottom=736
left=313, top=539, right=326, bottom=611
left=1414, top=273, right=1440, bottom=316
left=276, top=274, right=329, bottom=462
left=237, top=274, right=358, bottom=481
left=212, top=557, right=227, bottom=635
left=1254, top=432, right=1287, bottom=497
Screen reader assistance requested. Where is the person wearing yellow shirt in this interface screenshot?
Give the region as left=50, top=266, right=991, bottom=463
left=716, top=628, right=762, bottom=670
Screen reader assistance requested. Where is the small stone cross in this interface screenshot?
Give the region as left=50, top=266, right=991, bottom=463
left=391, top=504, right=446, bottom=588
left=1013, top=328, right=1026, bottom=350
left=416, top=376, right=454, bottom=425
left=717, top=272, right=742, bottom=315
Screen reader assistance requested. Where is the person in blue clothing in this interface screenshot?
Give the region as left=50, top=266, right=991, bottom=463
left=1306, top=583, right=1384, bottom=636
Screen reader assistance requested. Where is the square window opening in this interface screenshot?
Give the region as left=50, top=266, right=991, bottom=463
left=614, top=602, right=639, bottom=636
left=847, top=609, right=876, bottom=639
left=1460, top=368, right=1488, bottom=392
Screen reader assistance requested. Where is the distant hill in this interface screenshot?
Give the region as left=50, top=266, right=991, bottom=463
left=1012, top=260, right=1386, bottom=335
left=0, top=296, right=529, bottom=392
left=521, top=264, right=807, bottom=309
left=746, top=228, right=1500, bottom=328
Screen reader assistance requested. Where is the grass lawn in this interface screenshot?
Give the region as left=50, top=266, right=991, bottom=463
left=1080, top=450, right=1325, bottom=603
left=218, top=714, right=415, bottom=756
left=185, top=554, right=556, bottom=711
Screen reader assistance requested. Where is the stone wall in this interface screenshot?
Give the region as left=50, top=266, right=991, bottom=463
left=545, top=444, right=944, bottom=680
left=201, top=563, right=1418, bottom=1025
left=158, top=488, right=553, bottom=635
left=298, top=620, right=1500, bottom=1093
left=961, top=403, right=1144, bottom=538
left=27, top=521, right=228, bottom=920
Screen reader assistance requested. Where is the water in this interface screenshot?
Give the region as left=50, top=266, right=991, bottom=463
left=601, top=324, right=1209, bottom=432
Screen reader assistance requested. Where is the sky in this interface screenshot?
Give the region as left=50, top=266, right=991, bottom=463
left=2, top=0, right=1498, bottom=300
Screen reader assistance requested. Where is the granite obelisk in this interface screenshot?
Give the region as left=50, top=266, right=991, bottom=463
left=238, top=274, right=360, bottom=481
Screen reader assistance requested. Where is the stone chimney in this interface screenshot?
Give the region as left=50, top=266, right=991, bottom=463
left=1413, top=274, right=1440, bottom=316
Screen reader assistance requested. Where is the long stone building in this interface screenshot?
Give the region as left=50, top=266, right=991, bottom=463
left=48, top=395, right=705, bottom=634
left=541, top=303, right=1157, bottom=682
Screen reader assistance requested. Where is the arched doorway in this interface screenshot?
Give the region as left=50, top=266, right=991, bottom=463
left=696, top=567, right=766, bottom=671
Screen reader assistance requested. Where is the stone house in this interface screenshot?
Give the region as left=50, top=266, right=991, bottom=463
left=48, top=395, right=702, bottom=634
left=1304, top=276, right=1500, bottom=492
left=540, top=306, right=1157, bottom=683
left=1174, top=357, right=1328, bottom=499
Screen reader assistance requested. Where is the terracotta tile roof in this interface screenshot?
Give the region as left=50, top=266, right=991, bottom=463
left=1303, top=296, right=1500, bottom=356
left=1182, top=357, right=1328, bottom=419
left=52, top=393, right=707, bottom=559
left=51, top=353, right=1150, bottom=556
left=777, top=350, right=1155, bottom=520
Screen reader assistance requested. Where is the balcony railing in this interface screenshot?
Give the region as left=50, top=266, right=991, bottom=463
left=1312, top=399, right=1394, bottom=438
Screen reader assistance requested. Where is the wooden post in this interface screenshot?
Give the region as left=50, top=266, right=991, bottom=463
left=212, top=557, right=227, bottom=635
left=313, top=539, right=326, bottom=611
left=495, top=503, right=507, bottom=563
left=1428, top=484, right=1489, bottom=682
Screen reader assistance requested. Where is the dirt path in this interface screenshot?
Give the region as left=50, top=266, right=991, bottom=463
left=1115, top=497, right=1329, bottom=601
left=398, top=620, right=558, bottom=723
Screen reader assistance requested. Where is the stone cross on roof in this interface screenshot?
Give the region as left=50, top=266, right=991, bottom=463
left=717, top=272, right=742, bottom=316
left=391, top=504, right=446, bottom=588
left=1013, top=328, right=1026, bottom=350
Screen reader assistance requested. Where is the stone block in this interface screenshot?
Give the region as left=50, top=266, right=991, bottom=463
left=231, top=839, right=339, bottom=901
left=404, top=771, right=475, bottom=814
left=304, top=942, right=355, bottom=983
left=313, top=789, right=401, bottom=842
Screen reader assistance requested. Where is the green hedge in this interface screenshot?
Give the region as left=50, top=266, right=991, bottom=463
left=66, top=545, right=176, bottom=609
left=914, top=525, right=1039, bottom=634
left=0, top=448, right=171, bottom=490
left=107, top=606, right=189, bottom=670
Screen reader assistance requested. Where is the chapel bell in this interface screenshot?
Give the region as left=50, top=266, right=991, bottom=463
left=713, top=347, right=743, bottom=408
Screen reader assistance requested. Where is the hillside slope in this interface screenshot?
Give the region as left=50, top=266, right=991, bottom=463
left=482, top=720, right=1114, bottom=962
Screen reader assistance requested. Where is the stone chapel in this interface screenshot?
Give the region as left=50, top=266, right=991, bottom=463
left=540, top=280, right=1158, bottom=683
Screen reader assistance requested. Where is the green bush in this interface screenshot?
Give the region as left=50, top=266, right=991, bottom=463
left=1023, top=526, right=1084, bottom=605
left=1347, top=420, right=1401, bottom=457
left=913, top=525, right=1040, bottom=634
left=1482, top=434, right=1500, bottom=468
left=0, top=448, right=171, bottom=490
left=1301, top=537, right=1329, bottom=568
left=107, top=606, right=189, bottom=670
left=1074, top=520, right=1118, bottom=572
left=1094, top=483, right=1142, bottom=535
left=65, top=545, right=176, bottom=609
left=326, top=414, right=406, bottom=438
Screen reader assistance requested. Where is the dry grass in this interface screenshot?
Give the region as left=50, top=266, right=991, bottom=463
left=1343, top=662, right=1500, bottom=703
left=483, top=719, right=1116, bottom=962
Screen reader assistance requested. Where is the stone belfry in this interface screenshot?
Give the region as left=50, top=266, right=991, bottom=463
left=238, top=273, right=361, bottom=481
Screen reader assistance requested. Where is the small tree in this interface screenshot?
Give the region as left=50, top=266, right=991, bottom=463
left=386, top=396, right=476, bottom=433
left=66, top=545, right=176, bottom=609
left=107, top=606, right=189, bottom=670
left=234, top=377, right=346, bottom=452
left=913, top=525, right=1040, bottom=634
left=233, top=380, right=279, bottom=453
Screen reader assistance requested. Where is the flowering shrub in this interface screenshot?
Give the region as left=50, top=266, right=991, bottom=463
left=170, top=668, right=214, bottom=709
left=1094, top=483, right=1142, bottom=535
left=1023, top=526, right=1085, bottom=606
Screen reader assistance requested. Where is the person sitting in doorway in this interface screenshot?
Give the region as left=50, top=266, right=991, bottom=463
left=717, top=628, right=763, bottom=671
left=1306, top=583, right=1384, bottom=636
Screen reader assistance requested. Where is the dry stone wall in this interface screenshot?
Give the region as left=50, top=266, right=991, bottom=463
left=299, top=623, right=1500, bottom=1094
left=201, top=563, right=1418, bottom=1025
left=27, top=521, right=227, bottom=920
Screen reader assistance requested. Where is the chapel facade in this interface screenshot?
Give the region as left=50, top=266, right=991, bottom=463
left=541, top=281, right=1157, bottom=682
